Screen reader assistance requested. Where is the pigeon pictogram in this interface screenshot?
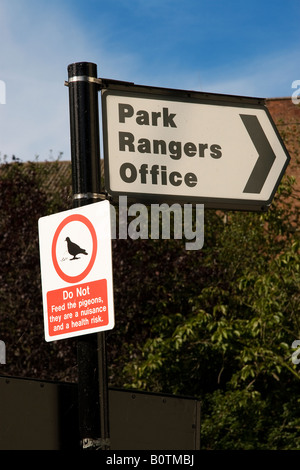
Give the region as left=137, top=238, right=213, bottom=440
left=65, top=237, right=88, bottom=260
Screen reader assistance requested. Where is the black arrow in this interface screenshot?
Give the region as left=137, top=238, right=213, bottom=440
left=240, top=114, right=276, bottom=194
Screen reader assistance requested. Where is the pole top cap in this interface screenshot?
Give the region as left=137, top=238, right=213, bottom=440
left=68, top=62, right=97, bottom=78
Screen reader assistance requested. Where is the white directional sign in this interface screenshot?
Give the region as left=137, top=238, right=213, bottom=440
left=38, top=200, right=114, bottom=342
left=101, top=85, right=290, bottom=211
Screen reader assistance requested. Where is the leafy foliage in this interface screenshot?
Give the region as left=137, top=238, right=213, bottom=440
left=0, top=150, right=299, bottom=449
left=112, top=178, right=300, bottom=449
left=0, top=159, right=77, bottom=381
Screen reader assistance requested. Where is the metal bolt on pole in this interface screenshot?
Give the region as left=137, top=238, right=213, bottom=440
left=67, top=61, right=110, bottom=450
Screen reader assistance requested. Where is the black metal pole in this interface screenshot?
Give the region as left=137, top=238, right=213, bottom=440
left=67, top=61, right=110, bottom=450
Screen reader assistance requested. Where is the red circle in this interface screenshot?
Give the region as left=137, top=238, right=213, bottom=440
left=52, top=214, right=97, bottom=283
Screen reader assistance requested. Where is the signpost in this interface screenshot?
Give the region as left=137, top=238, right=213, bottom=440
left=101, top=84, right=290, bottom=211
left=37, top=61, right=291, bottom=451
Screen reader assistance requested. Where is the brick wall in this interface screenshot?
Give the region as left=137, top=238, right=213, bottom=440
left=266, top=97, right=300, bottom=200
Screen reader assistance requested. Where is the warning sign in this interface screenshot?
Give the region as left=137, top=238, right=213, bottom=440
left=46, top=279, right=108, bottom=336
left=38, top=200, right=114, bottom=342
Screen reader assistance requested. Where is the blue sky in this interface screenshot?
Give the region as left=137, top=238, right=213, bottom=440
left=0, top=0, right=299, bottom=161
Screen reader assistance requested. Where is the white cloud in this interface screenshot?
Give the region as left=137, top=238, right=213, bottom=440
left=0, top=1, right=141, bottom=161
left=200, top=49, right=299, bottom=98
left=0, top=1, right=298, bottom=162
left=0, top=2, right=75, bottom=160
